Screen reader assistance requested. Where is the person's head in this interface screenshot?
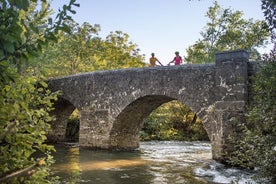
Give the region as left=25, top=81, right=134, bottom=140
left=151, top=53, right=155, bottom=57
left=175, top=51, right=179, bottom=55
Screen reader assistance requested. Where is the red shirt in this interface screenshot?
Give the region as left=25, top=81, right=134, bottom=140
left=174, top=56, right=182, bottom=65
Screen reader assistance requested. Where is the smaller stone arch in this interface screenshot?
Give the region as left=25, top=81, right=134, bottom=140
left=48, top=97, right=78, bottom=142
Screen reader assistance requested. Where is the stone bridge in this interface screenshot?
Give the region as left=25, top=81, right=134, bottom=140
left=47, top=50, right=255, bottom=162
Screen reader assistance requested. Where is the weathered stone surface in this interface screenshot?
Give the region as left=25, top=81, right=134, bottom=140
left=47, top=50, right=254, bottom=162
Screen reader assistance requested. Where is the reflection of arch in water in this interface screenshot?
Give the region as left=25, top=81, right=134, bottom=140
left=48, top=97, right=79, bottom=142
left=109, top=95, right=210, bottom=150
left=52, top=146, right=80, bottom=182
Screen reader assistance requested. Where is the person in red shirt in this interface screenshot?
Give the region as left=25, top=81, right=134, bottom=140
left=168, top=51, right=183, bottom=65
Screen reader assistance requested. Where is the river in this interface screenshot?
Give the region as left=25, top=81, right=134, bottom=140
left=51, top=141, right=257, bottom=184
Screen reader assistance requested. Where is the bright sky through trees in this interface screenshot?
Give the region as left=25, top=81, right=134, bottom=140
left=50, top=0, right=269, bottom=65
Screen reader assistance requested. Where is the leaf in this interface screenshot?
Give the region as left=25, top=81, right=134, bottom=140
left=69, top=9, right=76, bottom=14
left=48, top=17, right=53, bottom=25
left=39, top=81, right=48, bottom=88
left=30, top=23, right=39, bottom=34
left=5, top=43, right=15, bottom=53
left=73, top=3, right=80, bottom=7
left=12, top=0, right=29, bottom=10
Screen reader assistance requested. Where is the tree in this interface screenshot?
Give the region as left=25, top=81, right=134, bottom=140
left=0, top=0, right=78, bottom=73
left=0, top=0, right=78, bottom=183
left=261, top=0, right=276, bottom=38
left=40, top=21, right=102, bottom=77
left=185, top=1, right=270, bottom=64
left=0, top=76, right=60, bottom=183
left=41, top=25, right=146, bottom=78
left=97, top=31, right=146, bottom=70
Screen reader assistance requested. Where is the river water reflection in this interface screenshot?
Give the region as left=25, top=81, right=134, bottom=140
left=52, top=141, right=256, bottom=184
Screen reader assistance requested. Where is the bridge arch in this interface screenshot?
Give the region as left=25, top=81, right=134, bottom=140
left=109, top=95, right=174, bottom=150
left=109, top=94, right=210, bottom=150
left=48, top=97, right=79, bottom=142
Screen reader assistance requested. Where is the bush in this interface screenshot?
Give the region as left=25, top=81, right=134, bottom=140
left=226, top=61, right=276, bottom=183
left=0, top=76, right=59, bottom=183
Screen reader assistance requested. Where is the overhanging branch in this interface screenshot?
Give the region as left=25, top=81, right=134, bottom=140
left=0, top=158, right=45, bottom=183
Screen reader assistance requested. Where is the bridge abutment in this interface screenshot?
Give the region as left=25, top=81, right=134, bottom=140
left=210, top=50, right=249, bottom=161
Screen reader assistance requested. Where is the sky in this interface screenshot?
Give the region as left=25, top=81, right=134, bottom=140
left=50, top=0, right=269, bottom=65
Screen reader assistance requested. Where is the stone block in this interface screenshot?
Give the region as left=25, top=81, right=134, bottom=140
left=215, top=50, right=249, bottom=66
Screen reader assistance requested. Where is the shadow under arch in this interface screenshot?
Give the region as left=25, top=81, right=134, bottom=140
left=48, top=97, right=79, bottom=143
left=109, top=94, right=210, bottom=151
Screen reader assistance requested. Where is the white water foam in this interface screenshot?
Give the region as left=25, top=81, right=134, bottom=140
left=194, top=162, right=256, bottom=184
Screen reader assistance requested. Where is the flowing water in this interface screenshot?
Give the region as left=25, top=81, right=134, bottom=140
left=52, top=141, right=257, bottom=184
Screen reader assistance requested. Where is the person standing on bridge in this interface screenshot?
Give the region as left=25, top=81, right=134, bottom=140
left=168, top=51, right=183, bottom=65
left=149, top=53, right=163, bottom=67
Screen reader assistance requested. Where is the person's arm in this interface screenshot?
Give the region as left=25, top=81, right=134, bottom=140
left=156, top=58, right=163, bottom=66
left=168, top=57, right=175, bottom=65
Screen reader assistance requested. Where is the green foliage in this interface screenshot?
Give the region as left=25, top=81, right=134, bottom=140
left=226, top=3, right=276, bottom=180
left=0, top=0, right=78, bottom=74
left=261, top=0, right=276, bottom=36
left=226, top=52, right=276, bottom=183
left=98, top=31, right=146, bottom=70
left=140, top=101, right=209, bottom=141
left=185, top=1, right=270, bottom=63
left=0, top=76, right=60, bottom=183
left=39, top=21, right=101, bottom=77
left=0, top=0, right=79, bottom=183
left=40, top=23, right=146, bottom=78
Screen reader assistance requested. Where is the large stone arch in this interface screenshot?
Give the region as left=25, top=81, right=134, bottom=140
left=109, top=95, right=174, bottom=150
left=109, top=94, right=211, bottom=151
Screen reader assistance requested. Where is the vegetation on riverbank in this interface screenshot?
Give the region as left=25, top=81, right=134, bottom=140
left=140, top=101, right=209, bottom=141
left=0, top=1, right=78, bottom=183
left=226, top=57, right=276, bottom=183
left=224, top=0, right=276, bottom=181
